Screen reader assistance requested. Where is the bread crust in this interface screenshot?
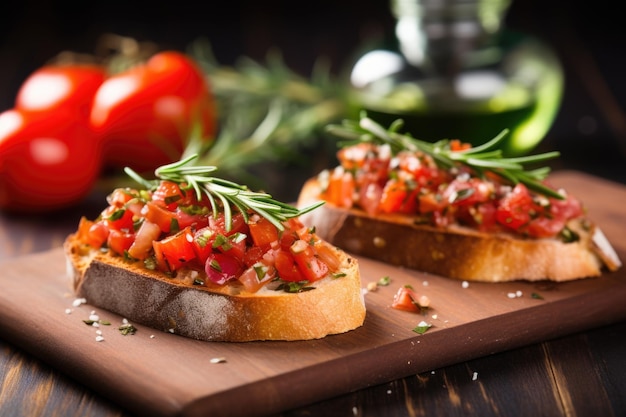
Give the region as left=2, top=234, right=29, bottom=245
left=64, top=233, right=366, bottom=342
left=297, top=178, right=621, bottom=282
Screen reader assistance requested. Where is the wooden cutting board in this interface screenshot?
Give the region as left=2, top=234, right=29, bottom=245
left=0, top=170, right=625, bottom=417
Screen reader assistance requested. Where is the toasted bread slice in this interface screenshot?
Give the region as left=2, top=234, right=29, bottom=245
left=64, top=232, right=365, bottom=342
left=297, top=178, right=622, bottom=282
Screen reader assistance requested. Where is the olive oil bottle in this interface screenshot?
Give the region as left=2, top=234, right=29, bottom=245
left=348, top=0, right=563, bottom=156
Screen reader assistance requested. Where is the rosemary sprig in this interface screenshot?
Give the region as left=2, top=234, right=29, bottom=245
left=326, top=115, right=564, bottom=199
left=124, top=154, right=324, bottom=231
left=184, top=40, right=347, bottom=186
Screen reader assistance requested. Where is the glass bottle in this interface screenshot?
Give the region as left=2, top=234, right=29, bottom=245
left=348, top=0, right=564, bottom=156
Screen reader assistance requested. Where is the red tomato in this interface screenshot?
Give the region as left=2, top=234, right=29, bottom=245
left=191, top=226, right=217, bottom=264
left=322, top=167, right=355, bottom=209
left=153, top=227, right=196, bottom=272
left=274, top=248, right=305, bottom=282
left=391, top=287, right=420, bottom=313
left=290, top=239, right=329, bottom=282
left=0, top=108, right=102, bottom=212
left=378, top=178, right=418, bottom=214
left=107, top=229, right=135, bottom=255
left=496, top=183, right=535, bottom=230
left=15, top=63, right=106, bottom=118
left=90, top=51, right=217, bottom=172
left=248, top=216, right=279, bottom=249
left=141, top=201, right=177, bottom=233
left=128, top=220, right=161, bottom=260
left=77, top=217, right=109, bottom=248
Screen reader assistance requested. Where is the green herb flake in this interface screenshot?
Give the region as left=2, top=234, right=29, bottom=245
left=83, top=319, right=111, bottom=326
left=108, top=209, right=126, bottom=221
left=275, top=281, right=316, bottom=293
left=378, top=276, right=391, bottom=286
left=254, top=264, right=267, bottom=281
left=531, top=292, right=544, bottom=300
left=413, top=321, right=433, bottom=334
left=119, top=323, right=137, bottom=335
left=210, top=259, right=222, bottom=272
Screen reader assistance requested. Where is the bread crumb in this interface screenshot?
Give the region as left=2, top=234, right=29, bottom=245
left=418, top=295, right=430, bottom=308
left=366, top=282, right=378, bottom=292
left=72, top=298, right=87, bottom=307
left=210, top=357, right=227, bottom=364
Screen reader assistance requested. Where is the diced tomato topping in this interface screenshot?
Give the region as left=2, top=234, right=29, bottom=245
left=153, top=227, right=196, bottom=272
left=209, top=212, right=248, bottom=235
left=107, top=229, right=135, bottom=255
left=248, top=216, right=279, bottom=249
left=378, top=178, right=419, bottom=214
left=151, top=180, right=187, bottom=210
left=142, top=201, right=177, bottom=233
left=128, top=220, right=161, bottom=260
left=313, top=240, right=342, bottom=272
left=77, top=217, right=109, bottom=248
left=290, top=239, right=329, bottom=282
left=106, top=188, right=137, bottom=207
left=496, top=183, right=534, bottom=231
left=174, top=207, right=209, bottom=230
left=274, top=249, right=305, bottom=282
left=102, top=205, right=135, bottom=232
left=214, top=232, right=247, bottom=260
left=191, top=226, right=216, bottom=264
left=322, top=167, right=355, bottom=209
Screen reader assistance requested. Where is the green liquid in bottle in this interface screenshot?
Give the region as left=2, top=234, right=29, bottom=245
left=349, top=0, right=564, bottom=156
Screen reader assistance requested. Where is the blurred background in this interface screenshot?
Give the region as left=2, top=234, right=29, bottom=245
left=1, top=0, right=624, bottom=185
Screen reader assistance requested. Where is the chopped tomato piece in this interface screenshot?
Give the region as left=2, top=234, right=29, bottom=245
left=153, top=227, right=196, bottom=272
left=274, top=249, right=304, bottom=282
left=391, top=287, right=420, bottom=313
left=322, top=167, right=355, bottom=208
left=101, top=205, right=135, bottom=232
left=128, top=220, right=161, bottom=260
left=248, top=216, right=279, bottom=249
left=151, top=180, right=187, bottom=210
left=174, top=207, right=209, bottom=230
left=77, top=217, right=109, bottom=248
left=107, top=229, right=135, bottom=255
left=378, top=178, right=418, bottom=214
left=209, top=212, right=248, bottom=235
left=191, top=226, right=216, bottom=264
left=290, top=239, right=329, bottom=282
left=496, top=183, right=534, bottom=230
left=214, top=232, right=247, bottom=260
left=313, top=240, right=342, bottom=271
left=142, top=201, right=177, bottom=233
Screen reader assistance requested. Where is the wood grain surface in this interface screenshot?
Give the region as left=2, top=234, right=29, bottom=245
left=0, top=170, right=625, bottom=417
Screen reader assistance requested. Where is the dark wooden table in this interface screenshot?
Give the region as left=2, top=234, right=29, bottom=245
left=1, top=185, right=625, bottom=417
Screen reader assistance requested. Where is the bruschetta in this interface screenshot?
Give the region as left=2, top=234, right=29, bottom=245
left=297, top=116, right=622, bottom=282
left=64, top=155, right=366, bottom=342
